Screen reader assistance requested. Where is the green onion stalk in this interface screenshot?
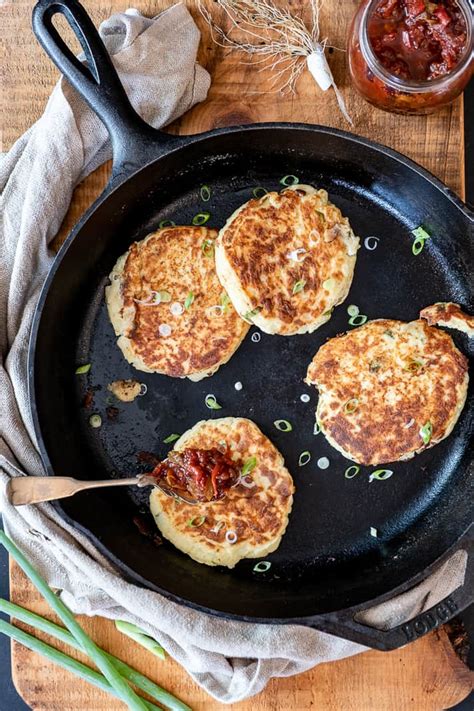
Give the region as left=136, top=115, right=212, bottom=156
left=0, top=531, right=146, bottom=710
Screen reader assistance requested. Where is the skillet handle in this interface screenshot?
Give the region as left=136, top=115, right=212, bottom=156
left=32, top=0, right=176, bottom=179
left=307, top=524, right=474, bottom=651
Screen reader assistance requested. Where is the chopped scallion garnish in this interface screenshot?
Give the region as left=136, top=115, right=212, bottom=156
left=274, top=419, right=292, bottom=432
left=292, top=279, right=306, bottom=295
left=184, top=292, right=194, bottom=311
left=158, top=290, right=171, bottom=303
left=192, top=211, right=211, bottom=226
left=347, top=304, right=359, bottom=317
left=89, top=414, right=102, bottom=429
left=411, top=226, right=431, bottom=256
left=243, top=307, right=261, bottom=321
left=241, top=456, right=257, bottom=476
left=349, top=314, right=368, bottom=326
left=280, top=175, right=299, bottom=186
left=298, top=451, right=311, bottom=467
left=344, top=465, right=360, bottom=479
left=158, top=219, right=175, bottom=229
left=369, top=469, right=394, bottom=482
left=163, top=433, right=180, bottom=444
left=225, top=530, right=238, bottom=544
left=75, top=364, right=91, bottom=375
left=343, top=398, right=359, bottom=414
left=220, top=292, right=231, bottom=313
left=420, top=421, right=432, bottom=445
left=253, top=187, right=268, bottom=198
left=253, top=561, right=271, bottom=573
left=313, top=421, right=321, bottom=435
left=370, top=526, right=378, bottom=538
left=201, top=238, right=215, bottom=257
left=187, top=516, right=206, bottom=528
left=200, top=185, right=211, bottom=202
left=205, top=394, right=222, bottom=410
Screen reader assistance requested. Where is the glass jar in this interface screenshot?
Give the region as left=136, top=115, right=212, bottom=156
left=348, top=0, right=474, bottom=114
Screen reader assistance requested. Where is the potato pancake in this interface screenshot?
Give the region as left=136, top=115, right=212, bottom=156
left=215, top=185, right=359, bottom=335
left=150, top=417, right=294, bottom=568
left=106, top=226, right=249, bottom=380
left=305, top=319, right=468, bottom=465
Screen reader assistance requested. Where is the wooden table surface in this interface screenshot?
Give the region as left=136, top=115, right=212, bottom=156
left=2, top=1, right=472, bottom=709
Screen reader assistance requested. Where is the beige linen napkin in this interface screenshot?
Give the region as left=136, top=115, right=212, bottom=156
left=0, top=3, right=467, bottom=704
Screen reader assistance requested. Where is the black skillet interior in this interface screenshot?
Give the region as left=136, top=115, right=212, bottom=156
left=31, top=125, right=474, bottom=620
left=30, top=0, right=474, bottom=644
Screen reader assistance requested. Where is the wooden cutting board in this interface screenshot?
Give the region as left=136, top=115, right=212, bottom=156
left=3, top=1, right=472, bottom=709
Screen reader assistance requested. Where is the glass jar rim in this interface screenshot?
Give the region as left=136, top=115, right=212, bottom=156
left=359, top=0, right=474, bottom=94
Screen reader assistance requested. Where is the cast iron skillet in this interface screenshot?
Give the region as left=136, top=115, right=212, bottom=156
left=30, top=0, right=473, bottom=650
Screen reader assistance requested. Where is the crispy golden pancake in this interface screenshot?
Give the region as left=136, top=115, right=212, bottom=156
left=150, top=417, right=294, bottom=567
left=420, top=302, right=474, bottom=338
left=215, top=185, right=359, bottom=335
left=305, top=319, right=469, bottom=465
left=106, top=227, right=249, bottom=381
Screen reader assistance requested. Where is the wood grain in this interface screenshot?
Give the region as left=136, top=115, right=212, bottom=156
left=3, top=0, right=470, bottom=709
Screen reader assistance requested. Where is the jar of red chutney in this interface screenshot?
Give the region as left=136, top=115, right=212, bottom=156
left=348, top=0, right=473, bottom=114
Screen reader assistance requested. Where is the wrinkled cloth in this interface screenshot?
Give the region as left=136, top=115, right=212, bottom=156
left=0, top=4, right=467, bottom=705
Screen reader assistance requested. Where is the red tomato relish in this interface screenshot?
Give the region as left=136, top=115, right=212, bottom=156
left=368, top=0, right=468, bottom=81
left=150, top=448, right=241, bottom=502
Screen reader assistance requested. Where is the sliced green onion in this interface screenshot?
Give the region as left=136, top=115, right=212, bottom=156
left=274, top=419, right=292, bottom=432
left=323, top=307, right=334, bottom=317
left=412, top=226, right=431, bottom=241
left=343, top=398, right=359, bottom=414
left=158, top=220, right=175, bottom=229
left=280, top=175, right=299, bottom=186
left=75, top=363, right=91, bottom=375
left=241, top=456, right=257, bottom=476
left=384, top=329, right=395, bottom=338
left=0, top=620, right=159, bottom=711
left=163, top=433, right=180, bottom=444
left=369, top=361, right=381, bottom=372
left=313, top=420, right=321, bottom=435
left=369, top=469, right=394, bottom=482
left=420, top=420, right=432, bottom=445
left=243, top=307, right=261, bottom=320
left=220, top=292, right=231, bottom=312
left=205, top=393, right=222, bottom=410
left=253, top=187, right=268, bottom=198
left=404, top=359, right=424, bottom=373
left=89, top=414, right=102, bottom=428
left=316, top=210, right=326, bottom=221
left=201, top=238, right=215, bottom=257
left=187, top=515, right=206, bottom=528
left=158, top=290, right=171, bottom=303
left=322, top=278, right=335, bottom=291
left=115, top=621, right=166, bottom=660
left=411, top=227, right=431, bottom=256
left=200, top=185, right=211, bottom=202
left=347, top=304, right=360, bottom=317
left=192, top=211, right=211, bottom=226
left=298, top=451, right=311, bottom=466
left=0, top=599, right=190, bottom=711
left=292, top=279, right=306, bottom=294
left=210, top=520, right=225, bottom=534
left=344, top=465, right=360, bottom=479
left=370, top=526, right=378, bottom=538
left=184, top=292, right=194, bottom=310
left=0, top=532, right=148, bottom=711
left=349, top=314, right=368, bottom=326
left=253, top=561, right=272, bottom=573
